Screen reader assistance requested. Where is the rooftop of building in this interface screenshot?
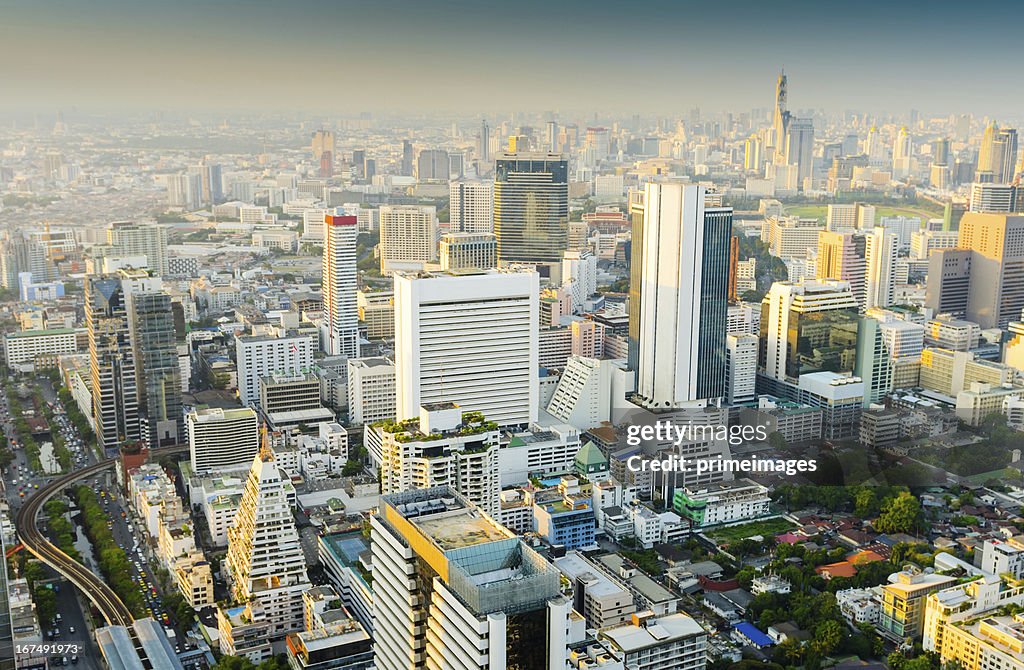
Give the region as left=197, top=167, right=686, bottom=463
left=953, top=614, right=1024, bottom=656
left=575, top=440, right=608, bottom=468
left=4, top=327, right=76, bottom=338
left=601, top=612, right=705, bottom=652
left=884, top=570, right=957, bottom=594
left=595, top=553, right=678, bottom=605
left=383, top=488, right=512, bottom=551
left=189, top=406, right=255, bottom=422
left=348, top=356, right=394, bottom=369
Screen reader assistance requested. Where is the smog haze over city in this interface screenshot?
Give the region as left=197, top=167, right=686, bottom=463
left=2, top=3, right=1024, bottom=670
left=2, top=0, right=1023, bottom=116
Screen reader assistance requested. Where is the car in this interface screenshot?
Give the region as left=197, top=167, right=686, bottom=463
left=61, top=657, right=68, bottom=666
left=68, top=626, right=74, bottom=634
left=70, top=656, right=77, bottom=665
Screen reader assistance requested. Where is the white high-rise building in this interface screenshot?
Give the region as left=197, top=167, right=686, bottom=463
left=167, top=174, right=199, bottom=210
left=634, top=183, right=732, bottom=408
left=826, top=204, right=858, bottom=232
left=725, top=334, right=758, bottom=405
left=235, top=332, right=316, bottom=406
left=301, top=208, right=328, bottom=243
left=321, top=214, right=359, bottom=358
left=107, top=221, right=169, bottom=277
left=438, top=232, right=496, bottom=271
left=371, top=487, right=573, bottom=670
left=187, top=407, right=260, bottom=475
left=378, top=205, right=437, bottom=272
left=911, top=229, right=960, bottom=259
left=223, top=450, right=311, bottom=641
left=865, top=226, right=900, bottom=310
left=727, top=302, right=761, bottom=335
left=969, top=182, right=1017, bottom=213
left=394, top=269, right=539, bottom=427
left=892, top=127, right=913, bottom=179
left=449, top=179, right=494, bottom=233
left=857, top=204, right=877, bottom=230
left=561, top=250, right=598, bottom=314
left=346, top=357, right=396, bottom=425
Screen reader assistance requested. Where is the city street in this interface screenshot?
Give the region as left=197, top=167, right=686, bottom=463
left=2, top=378, right=107, bottom=667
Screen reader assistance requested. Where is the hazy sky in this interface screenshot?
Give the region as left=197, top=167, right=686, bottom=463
left=1, top=0, right=1020, bottom=117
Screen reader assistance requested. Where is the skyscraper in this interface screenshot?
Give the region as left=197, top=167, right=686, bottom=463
left=479, top=119, right=491, bottom=163
left=370, top=403, right=501, bottom=514
left=994, top=127, right=1018, bottom=183
left=393, top=269, right=538, bottom=427
left=191, top=160, right=223, bottom=204
left=978, top=125, right=1019, bottom=183
left=959, top=213, right=1024, bottom=328
left=321, top=214, right=359, bottom=358
left=760, top=280, right=861, bottom=383
left=235, top=332, right=316, bottom=407
left=772, top=71, right=789, bottom=163
left=892, top=127, right=913, bottom=179
left=224, top=448, right=311, bottom=640
left=106, top=221, right=169, bottom=277
left=864, top=227, right=899, bottom=310
left=854, top=317, right=893, bottom=407
left=449, top=179, right=494, bottom=233
left=311, top=129, right=335, bottom=179
left=400, top=139, right=414, bottom=176
left=817, top=231, right=867, bottom=310
left=771, top=71, right=813, bottom=188
left=86, top=275, right=140, bottom=451
left=632, top=183, right=732, bottom=409
left=493, top=152, right=569, bottom=270
left=925, top=248, right=973, bottom=319
left=186, top=407, right=260, bottom=475
left=785, top=118, right=815, bottom=185
left=130, top=291, right=183, bottom=447
left=415, top=149, right=449, bottom=181
left=378, top=205, right=438, bottom=272
left=370, top=487, right=572, bottom=670
left=969, top=182, right=1018, bottom=213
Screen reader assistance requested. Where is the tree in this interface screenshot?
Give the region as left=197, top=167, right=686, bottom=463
left=875, top=491, right=922, bottom=535
left=165, top=591, right=195, bottom=626
left=33, top=585, right=57, bottom=624
left=812, top=619, right=843, bottom=656
left=854, top=488, right=879, bottom=518
left=213, top=657, right=256, bottom=670
left=768, top=431, right=788, bottom=452
left=774, top=637, right=804, bottom=664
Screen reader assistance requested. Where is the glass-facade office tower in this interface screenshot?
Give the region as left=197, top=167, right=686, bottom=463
left=130, top=291, right=183, bottom=447
left=493, top=153, right=568, bottom=268
left=631, top=183, right=732, bottom=408
left=87, top=275, right=140, bottom=450
left=760, top=280, right=861, bottom=382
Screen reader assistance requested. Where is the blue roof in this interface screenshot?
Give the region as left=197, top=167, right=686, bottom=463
left=734, top=622, right=773, bottom=647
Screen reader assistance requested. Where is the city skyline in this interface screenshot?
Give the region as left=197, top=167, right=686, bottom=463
left=5, top=11, right=1024, bottom=669
left=2, top=0, right=1024, bottom=117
